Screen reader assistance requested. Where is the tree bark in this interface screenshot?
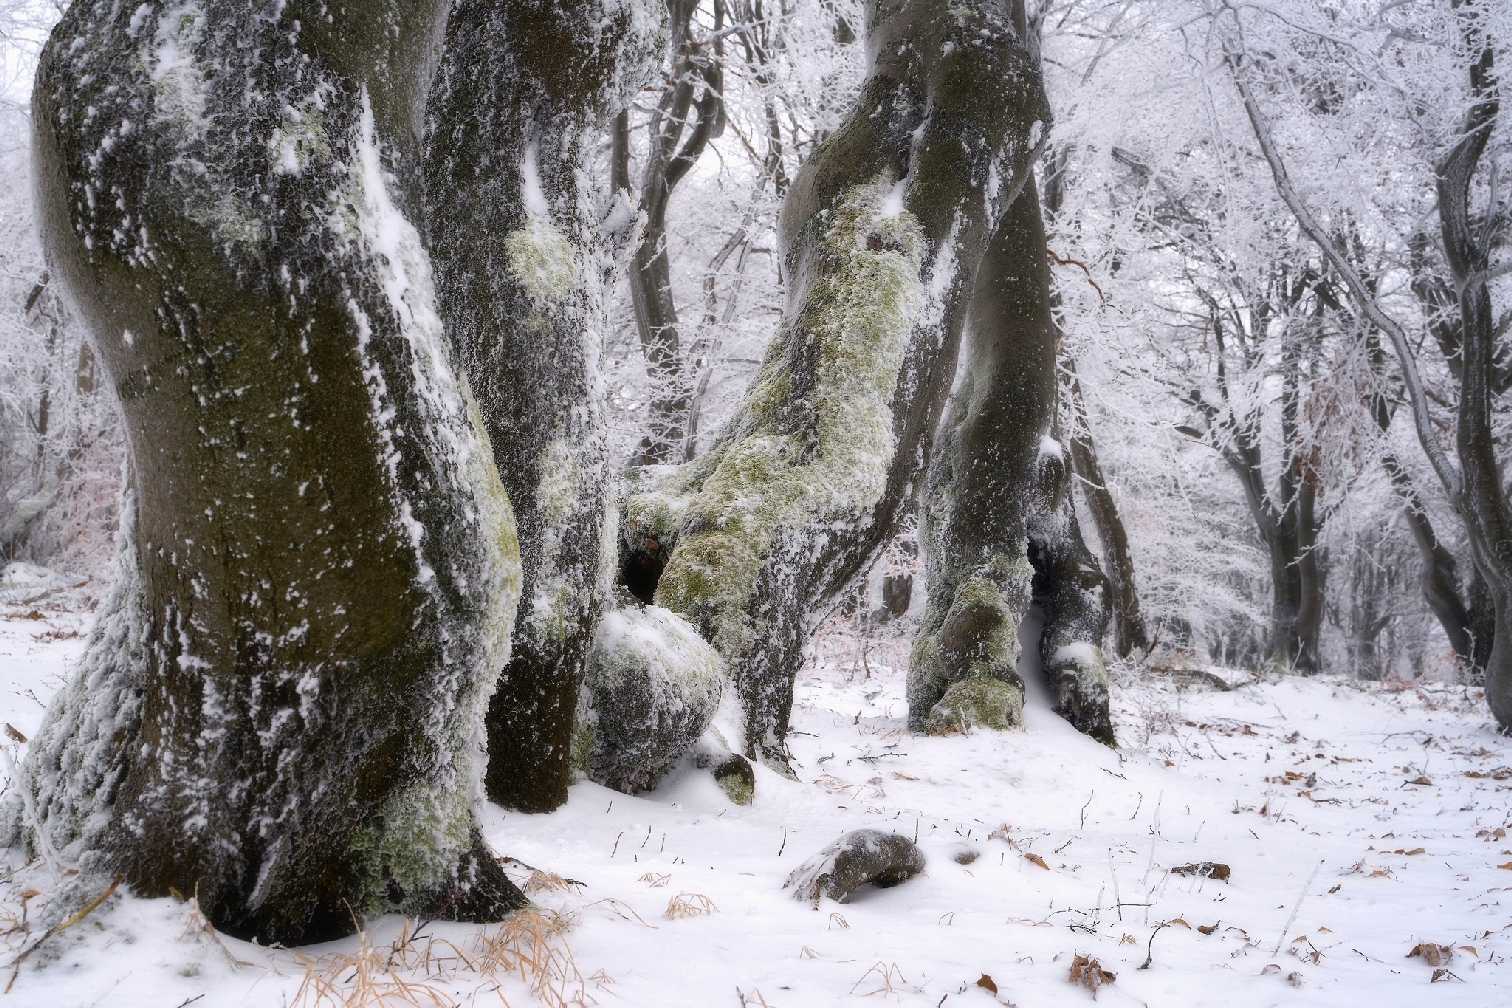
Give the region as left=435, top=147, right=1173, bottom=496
left=910, top=179, right=1114, bottom=743
left=621, top=0, right=1049, bottom=765
left=7, top=0, right=525, bottom=942
left=1063, top=356, right=1147, bottom=658
left=424, top=1, right=660, bottom=814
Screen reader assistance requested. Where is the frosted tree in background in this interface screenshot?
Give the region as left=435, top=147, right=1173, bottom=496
left=1216, top=0, right=1512, bottom=726
left=4, top=0, right=527, bottom=941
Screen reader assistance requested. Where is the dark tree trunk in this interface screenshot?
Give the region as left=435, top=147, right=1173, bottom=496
left=1361, top=327, right=1487, bottom=671
left=1030, top=490, right=1115, bottom=743
left=621, top=0, right=1049, bottom=766
left=1186, top=281, right=1324, bottom=675
left=1436, top=1, right=1510, bottom=720
left=911, top=179, right=1113, bottom=743
left=424, top=1, right=659, bottom=814
left=7, top=0, right=525, bottom=943
left=1039, top=148, right=1147, bottom=660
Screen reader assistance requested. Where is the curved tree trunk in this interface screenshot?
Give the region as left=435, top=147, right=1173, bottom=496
left=6, top=0, right=525, bottom=943
left=424, top=1, right=660, bottom=814
left=621, top=0, right=1048, bottom=765
left=1040, top=149, right=1146, bottom=660
left=910, top=179, right=1114, bottom=743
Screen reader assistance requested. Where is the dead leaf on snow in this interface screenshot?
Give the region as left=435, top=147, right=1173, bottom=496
left=1024, top=853, right=1050, bottom=870
left=1464, top=768, right=1512, bottom=781
left=1406, top=943, right=1453, bottom=967
left=976, top=974, right=998, bottom=994
left=1068, top=954, right=1115, bottom=998
left=1171, top=862, right=1231, bottom=881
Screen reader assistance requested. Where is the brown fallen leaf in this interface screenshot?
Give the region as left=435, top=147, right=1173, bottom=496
left=1464, top=768, right=1512, bottom=780
left=1405, top=775, right=1433, bottom=786
left=1171, top=862, right=1231, bottom=881
left=1407, top=943, right=1453, bottom=967
left=1165, top=918, right=1191, bottom=929
left=3, top=723, right=26, bottom=744
left=1198, top=923, right=1219, bottom=936
left=1498, top=862, right=1512, bottom=870
left=976, top=974, right=998, bottom=994
left=1069, top=954, right=1115, bottom=999
left=1025, top=852, right=1049, bottom=870
left=1390, top=848, right=1427, bottom=856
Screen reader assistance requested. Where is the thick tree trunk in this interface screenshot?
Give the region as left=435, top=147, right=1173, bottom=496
left=1030, top=489, right=1115, bottom=743
left=424, top=1, right=660, bottom=814
left=6, top=0, right=525, bottom=942
left=910, top=179, right=1113, bottom=743
left=621, top=0, right=1048, bottom=765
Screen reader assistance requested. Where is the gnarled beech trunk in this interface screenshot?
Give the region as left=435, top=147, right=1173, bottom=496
left=621, top=0, right=1048, bottom=765
left=909, top=180, right=1114, bottom=744
left=5, top=0, right=524, bottom=943
left=424, top=1, right=660, bottom=813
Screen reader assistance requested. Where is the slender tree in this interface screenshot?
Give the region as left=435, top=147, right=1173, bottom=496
left=618, top=0, right=725, bottom=466
left=4, top=0, right=527, bottom=941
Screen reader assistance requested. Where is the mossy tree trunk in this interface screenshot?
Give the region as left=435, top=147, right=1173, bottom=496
left=424, top=1, right=660, bottom=814
left=622, top=0, right=1051, bottom=765
left=7, top=0, right=525, bottom=943
left=909, top=179, right=1114, bottom=744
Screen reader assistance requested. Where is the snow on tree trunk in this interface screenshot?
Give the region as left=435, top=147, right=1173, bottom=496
left=910, top=180, right=1113, bottom=743
left=423, top=0, right=663, bottom=812
left=620, top=0, right=1050, bottom=767
left=3, top=0, right=526, bottom=943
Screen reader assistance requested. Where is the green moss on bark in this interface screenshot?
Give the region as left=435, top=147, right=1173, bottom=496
left=654, top=174, right=925, bottom=661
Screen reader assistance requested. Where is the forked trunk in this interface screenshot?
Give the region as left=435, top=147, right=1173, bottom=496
left=620, top=0, right=1050, bottom=765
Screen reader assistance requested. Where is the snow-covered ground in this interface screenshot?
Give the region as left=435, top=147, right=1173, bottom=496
left=1, top=606, right=1509, bottom=1007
